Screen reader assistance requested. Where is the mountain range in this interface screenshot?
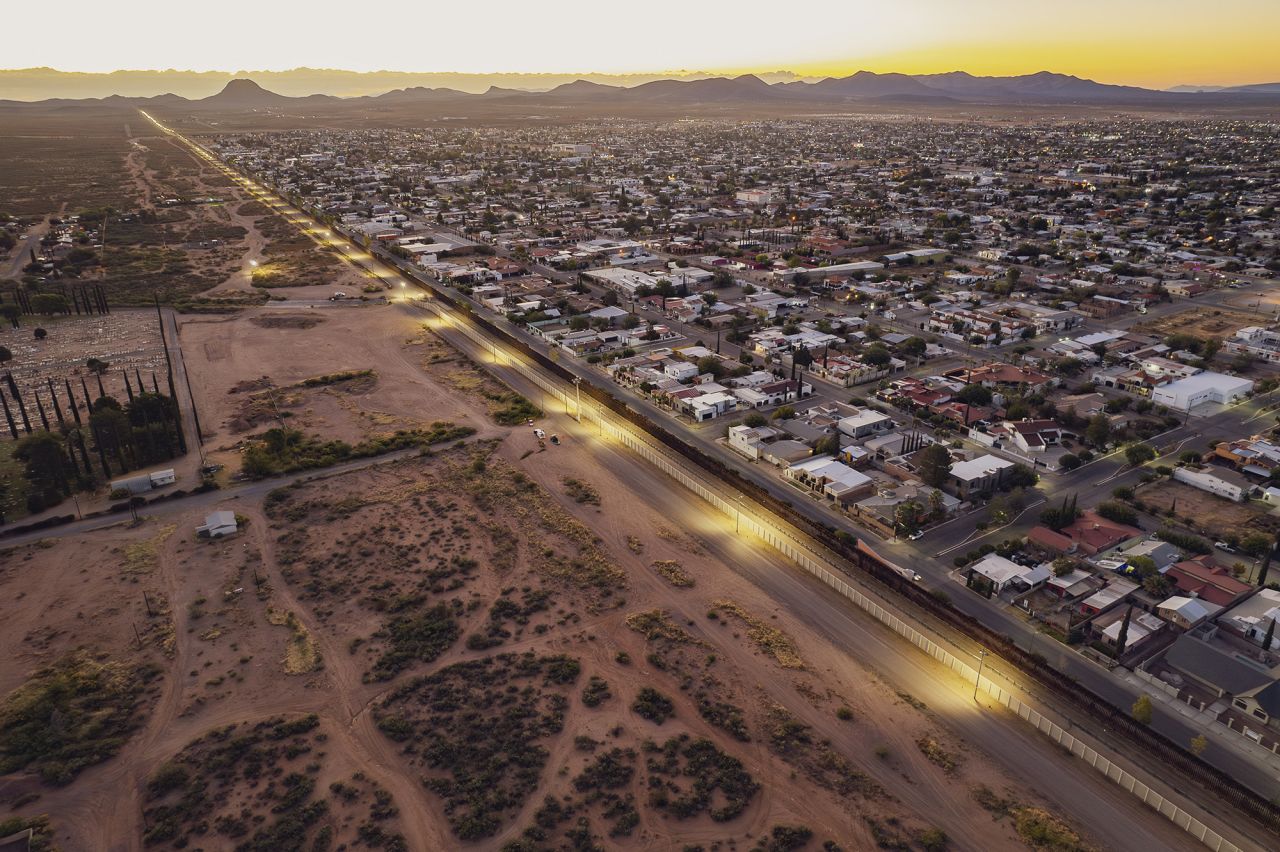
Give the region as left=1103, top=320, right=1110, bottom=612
left=5, top=71, right=1280, bottom=113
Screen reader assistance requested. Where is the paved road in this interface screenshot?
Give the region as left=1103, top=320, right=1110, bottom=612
left=2, top=219, right=50, bottom=279
left=0, top=448, right=423, bottom=550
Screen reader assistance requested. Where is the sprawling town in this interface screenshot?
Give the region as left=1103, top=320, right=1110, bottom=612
left=205, top=116, right=1280, bottom=759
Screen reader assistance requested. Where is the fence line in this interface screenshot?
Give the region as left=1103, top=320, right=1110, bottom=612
left=419, top=300, right=1246, bottom=852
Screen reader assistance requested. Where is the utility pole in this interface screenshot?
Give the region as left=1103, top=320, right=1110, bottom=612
left=572, top=376, right=582, bottom=423
left=973, top=648, right=988, bottom=702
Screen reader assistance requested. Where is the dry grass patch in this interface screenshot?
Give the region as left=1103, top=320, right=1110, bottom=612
left=915, top=735, right=962, bottom=776
left=562, top=477, right=601, bottom=506
left=625, top=609, right=701, bottom=644
left=250, top=314, right=326, bottom=330
left=712, top=600, right=806, bottom=669
left=650, top=559, right=694, bottom=588
left=972, top=785, right=1095, bottom=852
left=121, top=524, right=176, bottom=576
left=267, top=608, right=322, bottom=675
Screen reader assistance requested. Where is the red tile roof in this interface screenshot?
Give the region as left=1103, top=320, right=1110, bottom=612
left=1167, top=558, right=1252, bottom=607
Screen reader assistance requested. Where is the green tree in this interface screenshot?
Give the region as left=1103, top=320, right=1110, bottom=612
left=955, top=384, right=992, bottom=406
left=1190, top=734, right=1208, bottom=756
left=13, top=430, right=71, bottom=508
left=696, top=355, right=725, bottom=378
left=30, top=293, right=68, bottom=315
left=1096, top=501, right=1137, bottom=526
left=900, top=337, right=927, bottom=360
left=928, top=488, right=946, bottom=521
left=863, top=344, right=892, bottom=367
left=1115, top=605, right=1133, bottom=655
left=1239, top=532, right=1271, bottom=559
left=0, top=345, right=11, bottom=365
left=894, top=500, right=923, bottom=535
left=916, top=443, right=953, bottom=488
left=988, top=495, right=1013, bottom=526
left=814, top=434, right=841, bottom=456
left=1132, top=694, right=1153, bottom=725
left=1085, top=413, right=1111, bottom=448
left=1125, top=444, right=1156, bottom=466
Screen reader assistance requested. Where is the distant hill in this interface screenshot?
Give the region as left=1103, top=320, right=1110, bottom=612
left=1219, top=82, right=1280, bottom=94
left=198, top=78, right=304, bottom=107
left=3, top=69, right=1280, bottom=115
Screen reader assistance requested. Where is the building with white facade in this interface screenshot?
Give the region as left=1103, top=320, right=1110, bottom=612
left=1149, top=372, right=1253, bottom=411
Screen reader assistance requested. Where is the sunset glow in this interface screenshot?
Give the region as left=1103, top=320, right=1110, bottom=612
left=11, top=0, right=1280, bottom=88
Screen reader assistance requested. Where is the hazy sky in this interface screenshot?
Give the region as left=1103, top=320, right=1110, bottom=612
left=13, top=0, right=1280, bottom=87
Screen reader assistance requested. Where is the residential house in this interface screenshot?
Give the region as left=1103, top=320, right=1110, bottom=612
left=1167, top=557, right=1253, bottom=607
left=1218, top=589, right=1280, bottom=650
left=968, top=553, right=1050, bottom=593
left=1163, top=635, right=1277, bottom=713
left=1172, top=466, right=1254, bottom=502
left=837, top=408, right=895, bottom=439
left=1214, top=436, right=1280, bottom=478
left=1157, top=595, right=1220, bottom=629
left=947, top=454, right=1015, bottom=498
left=1094, top=606, right=1165, bottom=653
left=1078, top=577, right=1138, bottom=616
left=728, top=425, right=780, bottom=461
left=1054, top=510, right=1141, bottom=556
left=998, top=419, right=1065, bottom=454
left=196, top=511, right=238, bottom=539
left=785, top=456, right=875, bottom=504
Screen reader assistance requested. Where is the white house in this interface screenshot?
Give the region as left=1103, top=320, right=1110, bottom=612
left=785, top=456, right=874, bottom=503
left=728, top=425, right=779, bottom=460
left=968, top=553, right=1049, bottom=593
left=1150, top=372, right=1253, bottom=411
left=948, top=454, right=1016, bottom=497
left=1172, top=466, right=1252, bottom=502
left=1157, top=595, right=1219, bottom=630
left=837, top=409, right=894, bottom=439
left=196, top=510, right=238, bottom=539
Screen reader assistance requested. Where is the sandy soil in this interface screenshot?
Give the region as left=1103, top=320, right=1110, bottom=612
left=1136, top=478, right=1279, bottom=537
left=177, top=303, right=504, bottom=470
left=0, top=303, right=1210, bottom=851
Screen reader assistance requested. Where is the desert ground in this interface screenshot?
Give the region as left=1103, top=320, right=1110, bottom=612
left=0, top=297, right=1207, bottom=851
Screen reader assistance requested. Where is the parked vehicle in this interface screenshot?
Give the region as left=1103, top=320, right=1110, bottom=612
left=549, top=434, right=560, bottom=445
left=533, top=429, right=546, bottom=439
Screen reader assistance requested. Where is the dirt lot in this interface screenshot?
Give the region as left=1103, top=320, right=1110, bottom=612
left=0, top=438, right=1055, bottom=851
left=1135, top=306, right=1263, bottom=340
left=177, top=303, right=507, bottom=469
left=1135, top=478, right=1280, bottom=538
